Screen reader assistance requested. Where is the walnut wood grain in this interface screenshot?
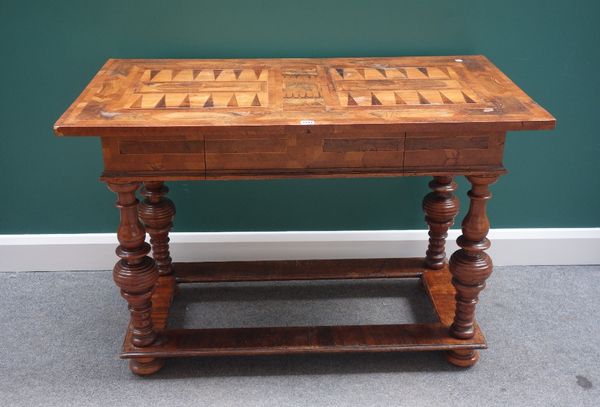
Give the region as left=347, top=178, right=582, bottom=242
left=138, top=181, right=176, bottom=276
left=107, top=182, right=163, bottom=374
left=405, top=132, right=505, bottom=173
left=121, top=323, right=485, bottom=358
left=54, top=55, right=555, bottom=375
left=148, top=274, right=176, bottom=332
left=122, top=260, right=485, bottom=359
left=101, top=166, right=507, bottom=182
left=174, top=258, right=424, bottom=283
left=422, top=176, right=460, bottom=269
left=98, top=128, right=507, bottom=181
left=446, top=175, right=499, bottom=367
left=122, top=274, right=176, bottom=372
left=54, top=56, right=555, bottom=136
left=422, top=264, right=462, bottom=326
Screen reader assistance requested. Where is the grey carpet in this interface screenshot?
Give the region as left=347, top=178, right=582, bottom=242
left=0, top=265, right=599, bottom=407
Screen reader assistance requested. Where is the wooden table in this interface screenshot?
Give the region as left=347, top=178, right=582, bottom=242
left=54, top=56, right=555, bottom=375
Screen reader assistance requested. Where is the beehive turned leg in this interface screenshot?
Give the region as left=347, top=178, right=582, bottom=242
left=139, top=181, right=176, bottom=276
left=107, top=182, right=163, bottom=376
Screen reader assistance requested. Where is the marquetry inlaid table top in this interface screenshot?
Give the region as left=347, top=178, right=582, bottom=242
left=54, top=55, right=555, bottom=136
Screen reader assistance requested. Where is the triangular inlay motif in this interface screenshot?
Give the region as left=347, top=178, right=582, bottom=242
left=149, top=70, right=161, bottom=81
left=371, top=92, right=382, bottom=105
left=130, top=96, right=142, bottom=108
left=439, top=67, right=451, bottom=78
left=440, top=92, right=453, bottom=104
left=227, top=94, right=238, bottom=107
left=394, top=92, right=406, bottom=105
left=179, top=95, right=191, bottom=108
left=155, top=95, right=166, bottom=108
left=462, top=91, right=476, bottom=103
left=417, top=92, right=430, bottom=104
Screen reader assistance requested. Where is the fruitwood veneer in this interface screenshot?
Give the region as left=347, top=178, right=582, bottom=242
left=54, top=55, right=554, bottom=375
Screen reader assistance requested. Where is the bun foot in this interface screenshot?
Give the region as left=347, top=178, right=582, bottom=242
left=129, top=357, right=165, bottom=376
left=446, top=349, right=479, bottom=367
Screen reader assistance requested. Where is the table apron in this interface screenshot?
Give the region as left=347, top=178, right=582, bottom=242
left=100, top=131, right=506, bottom=181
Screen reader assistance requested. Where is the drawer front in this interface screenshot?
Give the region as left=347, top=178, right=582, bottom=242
left=205, top=130, right=405, bottom=176
left=101, top=131, right=505, bottom=179
left=102, top=137, right=205, bottom=173
left=404, top=132, right=505, bottom=172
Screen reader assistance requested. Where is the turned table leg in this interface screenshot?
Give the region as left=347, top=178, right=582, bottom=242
left=107, top=182, right=164, bottom=376
left=422, top=176, right=459, bottom=269
left=138, top=181, right=176, bottom=276
left=446, top=175, right=499, bottom=367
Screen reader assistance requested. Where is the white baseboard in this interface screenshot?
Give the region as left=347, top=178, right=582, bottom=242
left=0, top=228, right=598, bottom=272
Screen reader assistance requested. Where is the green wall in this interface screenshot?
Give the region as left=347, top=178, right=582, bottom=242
left=1, top=0, right=598, bottom=233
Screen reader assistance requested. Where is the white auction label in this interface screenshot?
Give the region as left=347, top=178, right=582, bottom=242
left=300, top=120, right=315, bottom=125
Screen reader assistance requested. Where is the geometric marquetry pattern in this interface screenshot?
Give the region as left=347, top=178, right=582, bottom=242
left=282, top=67, right=324, bottom=108
left=125, top=68, right=268, bottom=109
left=333, top=66, right=452, bottom=80
left=331, top=66, right=480, bottom=107
left=338, top=90, right=477, bottom=107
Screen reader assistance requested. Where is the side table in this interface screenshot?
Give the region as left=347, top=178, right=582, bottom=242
left=55, top=55, right=555, bottom=375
